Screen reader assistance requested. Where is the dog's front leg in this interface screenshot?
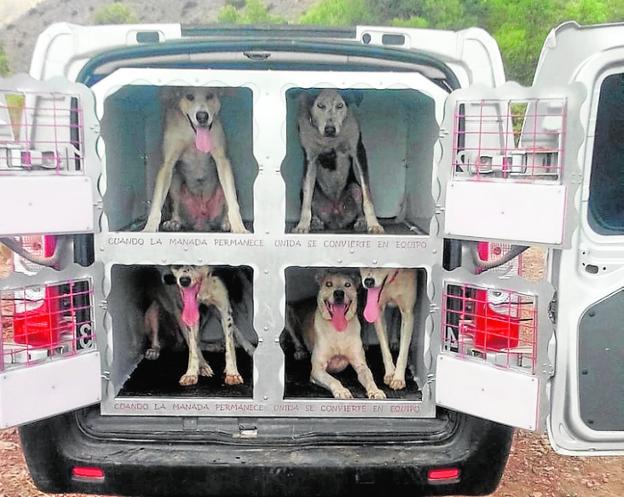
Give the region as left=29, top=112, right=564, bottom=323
left=352, top=155, right=384, bottom=234
left=352, top=360, right=386, bottom=400
left=209, top=278, right=244, bottom=385
left=389, top=310, right=414, bottom=390
left=310, top=360, right=353, bottom=399
left=293, top=157, right=318, bottom=233
left=143, top=144, right=185, bottom=232
left=179, top=323, right=203, bottom=386
left=373, top=316, right=396, bottom=386
left=161, top=172, right=184, bottom=232
left=218, top=305, right=244, bottom=385
left=213, top=151, right=249, bottom=234
left=143, top=301, right=161, bottom=360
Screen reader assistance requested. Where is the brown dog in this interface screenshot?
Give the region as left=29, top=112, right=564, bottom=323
left=302, top=271, right=386, bottom=399
left=360, top=268, right=417, bottom=390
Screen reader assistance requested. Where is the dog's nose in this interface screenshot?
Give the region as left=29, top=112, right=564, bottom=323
left=179, top=276, right=192, bottom=287
left=364, top=277, right=375, bottom=288
left=333, top=289, right=345, bottom=302
left=196, top=111, right=209, bottom=124
left=324, top=125, right=336, bottom=137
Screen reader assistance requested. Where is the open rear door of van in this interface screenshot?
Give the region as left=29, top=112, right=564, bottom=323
left=432, top=38, right=587, bottom=432
left=0, top=75, right=102, bottom=428
left=530, top=22, right=624, bottom=456
left=435, top=21, right=624, bottom=456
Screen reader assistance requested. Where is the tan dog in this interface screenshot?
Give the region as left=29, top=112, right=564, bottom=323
left=143, top=87, right=247, bottom=233
left=169, top=265, right=244, bottom=386
left=360, top=268, right=417, bottom=390
left=302, top=271, right=386, bottom=399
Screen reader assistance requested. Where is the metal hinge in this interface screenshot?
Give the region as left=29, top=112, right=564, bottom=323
left=548, top=292, right=558, bottom=325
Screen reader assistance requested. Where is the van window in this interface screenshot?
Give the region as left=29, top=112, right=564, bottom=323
left=588, top=73, right=624, bottom=235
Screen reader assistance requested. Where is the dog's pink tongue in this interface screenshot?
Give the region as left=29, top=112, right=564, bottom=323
left=181, top=285, right=200, bottom=327
left=195, top=127, right=213, bottom=153
left=330, top=303, right=348, bottom=332
left=363, top=287, right=382, bottom=323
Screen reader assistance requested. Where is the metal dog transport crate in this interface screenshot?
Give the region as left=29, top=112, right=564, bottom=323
left=1, top=21, right=624, bottom=459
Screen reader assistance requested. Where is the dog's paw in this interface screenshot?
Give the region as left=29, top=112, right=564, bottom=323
left=145, top=347, right=160, bottom=360
left=179, top=374, right=199, bottom=386
left=383, top=370, right=396, bottom=386
left=389, top=377, right=406, bottom=391
left=310, top=217, right=325, bottom=232
left=225, top=373, right=244, bottom=385
left=367, top=388, right=387, bottom=400
left=353, top=218, right=367, bottom=232
left=142, top=221, right=159, bottom=232
left=368, top=224, right=385, bottom=234
left=230, top=224, right=250, bottom=234
left=332, top=386, right=353, bottom=399
left=161, top=219, right=183, bottom=232
left=294, top=348, right=308, bottom=361
left=293, top=223, right=310, bottom=234
left=199, top=364, right=214, bottom=377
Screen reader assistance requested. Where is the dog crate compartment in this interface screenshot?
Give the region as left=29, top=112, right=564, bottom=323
left=99, top=85, right=257, bottom=233
left=101, top=264, right=257, bottom=413
left=281, top=266, right=432, bottom=409
left=282, top=88, right=439, bottom=235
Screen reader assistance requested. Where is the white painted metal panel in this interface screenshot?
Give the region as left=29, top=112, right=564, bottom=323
left=0, top=352, right=101, bottom=428
left=436, top=354, right=539, bottom=430
left=0, top=176, right=93, bottom=236
left=445, top=181, right=566, bottom=245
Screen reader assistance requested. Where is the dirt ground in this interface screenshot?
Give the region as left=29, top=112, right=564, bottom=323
left=0, top=249, right=622, bottom=496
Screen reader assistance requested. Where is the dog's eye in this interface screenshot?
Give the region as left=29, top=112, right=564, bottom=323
left=325, top=281, right=333, bottom=288
left=206, top=93, right=214, bottom=100
left=344, top=282, right=351, bottom=287
left=336, top=103, right=344, bottom=109
left=185, top=94, right=195, bottom=101
left=317, top=103, right=326, bottom=110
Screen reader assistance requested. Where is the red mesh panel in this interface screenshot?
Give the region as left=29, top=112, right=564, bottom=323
left=442, top=282, right=537, bottom=374
left=0, top=279, right=95, bottom=371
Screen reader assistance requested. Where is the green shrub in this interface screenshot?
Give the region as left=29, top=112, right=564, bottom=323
left=217, top=0, right=285, bottom=24
left=0, top=45, right=9, bottom=76
left=93, top=2, right=138, bottom=24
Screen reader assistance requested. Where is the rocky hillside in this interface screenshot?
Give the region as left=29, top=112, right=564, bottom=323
left=0, top=0, right=315, bottom=74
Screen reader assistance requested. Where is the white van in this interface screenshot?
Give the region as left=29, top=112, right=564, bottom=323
left=0, top=20, right=622, bottom=497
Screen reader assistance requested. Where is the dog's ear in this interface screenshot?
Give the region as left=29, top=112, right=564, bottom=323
left=163, top=273, right=176, bottom=285
left=161, top=86, right=182, bottom=105
left=214, top=87, right=236, bottom=98
left=297, top=91, right=315, bottom=114
left=314, top=269, right=328, bottom=285
left=197, top=265, right=213, bottom=278
left=340, top=90, right=364, bottom=108
left=350, top=272, right=362, bottom=288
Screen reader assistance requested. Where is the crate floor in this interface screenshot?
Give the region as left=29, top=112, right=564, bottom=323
left=117, top=346, right=421, bottom=401
left=285, top=220, right=428, bottom=235
left=118, top=349, right=254, bottom=398
left=284, top=345, right=422, bottom=400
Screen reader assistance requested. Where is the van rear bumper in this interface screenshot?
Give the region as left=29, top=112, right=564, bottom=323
left=19, top=410, right=513, bottom=497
